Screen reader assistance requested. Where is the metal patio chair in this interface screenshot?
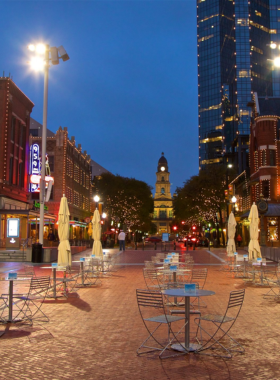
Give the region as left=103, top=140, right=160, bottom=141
left=190, top=268, right=208, bottom=308
left=194, top=289, right=245, bottom=358
left=143, top=268, right=166, bottom=291
left=12, top=276, right=51, bottom=323
left=136, top=289, right=187, bottom=359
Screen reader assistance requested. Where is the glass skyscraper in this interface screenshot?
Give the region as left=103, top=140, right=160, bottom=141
left=197, top=0, right=280, bottom=174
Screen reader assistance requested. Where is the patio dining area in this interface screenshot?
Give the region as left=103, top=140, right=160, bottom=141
left=0, top=247, right=280, bottom=379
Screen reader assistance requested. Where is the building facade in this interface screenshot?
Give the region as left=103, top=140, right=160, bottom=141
left=231, top=94, right=280, bottom=246
left=30, top=126, right=92, bottom=242
left=197, top=0, right=280, bottom=175
left=0, top=77, right=35, bottom=247
left=153, top=153, right=173, bottom=234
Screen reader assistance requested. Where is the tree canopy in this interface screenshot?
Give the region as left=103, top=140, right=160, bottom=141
left=173, top=165, right=227, bottom=225
left=93, top=173, right=154, bottom=232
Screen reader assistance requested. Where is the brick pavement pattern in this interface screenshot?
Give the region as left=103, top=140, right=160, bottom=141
left=0, top=248, right=279, bottom=379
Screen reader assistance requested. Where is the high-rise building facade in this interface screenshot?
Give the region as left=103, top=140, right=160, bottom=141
left=197, top=0, right=280, bottom=174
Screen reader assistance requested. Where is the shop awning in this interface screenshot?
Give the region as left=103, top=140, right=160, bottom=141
left=240, top=203, right=280, bottom=218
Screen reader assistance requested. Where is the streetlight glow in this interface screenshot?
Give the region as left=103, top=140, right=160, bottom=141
left=30, top=56, right=45, bottom=71
left=102, top=212, right=107, bottom=219
left=270, top=42, right=277, bottom=49
left=28, top=44, right=36, bottom=52
left=94, top=195, right=100, bottom=203
left=274, top=57, right=280, bottom=67
left=36, top=43, right=46, bottom=54
left=231, top=196, right=237, bottom=203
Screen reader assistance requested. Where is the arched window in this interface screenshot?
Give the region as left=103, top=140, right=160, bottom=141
left=161, top=176, right=164, bottom=181
left=161, top=188, right=165, bottom=194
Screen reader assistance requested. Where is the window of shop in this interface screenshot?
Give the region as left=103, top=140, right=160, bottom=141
left=267, top=218, right=278, bottom=242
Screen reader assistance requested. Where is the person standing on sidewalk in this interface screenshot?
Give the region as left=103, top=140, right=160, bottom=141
left=118, top=230, right=126, bottom=251
left=236, top=234, right=242, bottom=247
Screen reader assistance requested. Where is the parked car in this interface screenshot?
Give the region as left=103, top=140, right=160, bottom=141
left=186, top=234, right=199, bottom=246
left=145, top=236, right=161, bottom=243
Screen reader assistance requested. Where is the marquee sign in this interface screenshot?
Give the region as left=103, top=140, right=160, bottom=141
left=29, top=143, right=40, bottom=192
left=29, top=144, right=54, bottom=192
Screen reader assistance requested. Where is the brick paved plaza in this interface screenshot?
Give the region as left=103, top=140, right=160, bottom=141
left=0, top=247, right=280, bottom=380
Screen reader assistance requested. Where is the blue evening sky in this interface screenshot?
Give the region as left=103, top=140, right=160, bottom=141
left=1, top=0, right=198, bottom=194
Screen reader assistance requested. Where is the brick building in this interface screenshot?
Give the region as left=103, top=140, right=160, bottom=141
left=0, top=77, right=35, bottom=247
left=29, top=126, right=92, bottom=242
left=232, top=94, right=280, bottom=246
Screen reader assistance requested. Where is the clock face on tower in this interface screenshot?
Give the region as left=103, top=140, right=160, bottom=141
left=160, top=166, right=165, bottom=172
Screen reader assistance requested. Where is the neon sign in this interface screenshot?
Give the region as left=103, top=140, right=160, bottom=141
left=29, top=143, right=40, bottom=192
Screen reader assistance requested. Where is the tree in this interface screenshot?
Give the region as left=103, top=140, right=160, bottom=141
left=173, top=165, right=227, bottom=245
left=93, top=173, right=154, bottom=232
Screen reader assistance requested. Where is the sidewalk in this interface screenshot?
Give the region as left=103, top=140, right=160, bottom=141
left=0, top=249, right=279, bottom=379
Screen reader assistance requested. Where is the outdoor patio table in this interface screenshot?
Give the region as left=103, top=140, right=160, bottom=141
left=41, top=266, right=68, bottom=298
left=0, top=276, right=31, bottom=322
left=161, top=288, right=215, bottom=353
left=72, top=259, right=99, bottom=286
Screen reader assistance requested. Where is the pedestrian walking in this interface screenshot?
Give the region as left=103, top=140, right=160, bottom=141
left=236, top=234, right=242, bottom=247
left=118, top=230, right=126, bottom=251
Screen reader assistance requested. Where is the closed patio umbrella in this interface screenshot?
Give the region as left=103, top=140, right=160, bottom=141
left=248, top=202, right=261, bottom=260
left=57, top=195, right=71, bottom=267
left=92, top=209, right=103, bottom=257
left=226, top=212, right=236, bottom=257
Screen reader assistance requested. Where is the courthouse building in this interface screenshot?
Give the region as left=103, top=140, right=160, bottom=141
left=152, top=153, right=173, bottom=234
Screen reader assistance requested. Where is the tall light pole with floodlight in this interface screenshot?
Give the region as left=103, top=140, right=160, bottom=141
left=28, top=43, right=69, bottom=245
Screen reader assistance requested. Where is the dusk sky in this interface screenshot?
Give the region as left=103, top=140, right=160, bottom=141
left=1, top=0, right=198, bottom=194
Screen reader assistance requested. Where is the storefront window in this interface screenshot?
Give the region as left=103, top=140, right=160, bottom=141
left=267, top=218, right=278, bottom=242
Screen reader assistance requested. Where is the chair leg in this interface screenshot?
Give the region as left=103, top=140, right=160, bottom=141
left=137, top=324, right=164, bottom=355
left=194, top=319, right=245, bottom=359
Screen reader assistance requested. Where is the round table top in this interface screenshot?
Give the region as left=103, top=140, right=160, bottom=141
left=162, top=288, right=215, bottom=297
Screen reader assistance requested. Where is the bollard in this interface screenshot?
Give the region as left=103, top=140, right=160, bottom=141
left=193, top=243, right=196, bottom=251
left=186, top=243, right=188, bottom=251
left=142, top=242, right=144, bottom=251
left=135, top=241, right=137, bottom=250
left=173, top=241, right=176, bottom=250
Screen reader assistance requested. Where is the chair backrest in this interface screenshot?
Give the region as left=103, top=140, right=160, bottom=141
left=24, top=265, right=36, bottom=277
left=143, top=268, right=158, bottom=280
left=191, top=268, right=208, bottom=289
left=136, top=289, right=164, bottom=309
left=223, top=289, right=245, bottom=326
left=143, top=268, right=161, bottom=290
left=29, top=276, right=51, bottom=296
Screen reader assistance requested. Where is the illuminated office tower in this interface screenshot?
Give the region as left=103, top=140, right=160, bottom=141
left=197, top=0, right=280, bottom=173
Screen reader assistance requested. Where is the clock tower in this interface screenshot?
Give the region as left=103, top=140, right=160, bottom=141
left=153, top=153, right=173, bottom=233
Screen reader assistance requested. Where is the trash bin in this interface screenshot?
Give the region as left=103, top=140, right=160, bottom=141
left=32, top=243, right=43, bottom=263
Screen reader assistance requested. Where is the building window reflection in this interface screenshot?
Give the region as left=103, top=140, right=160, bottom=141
left=267, top=218, right=278, bottom=242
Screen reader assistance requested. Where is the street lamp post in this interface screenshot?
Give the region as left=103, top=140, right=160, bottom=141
left=93, top=195, right=100, bottom=210
left=28, top=43, right=69, bottom=245
left=231, top=196, right=237, bottom=215
left=226, top=164, right=233, bottom=221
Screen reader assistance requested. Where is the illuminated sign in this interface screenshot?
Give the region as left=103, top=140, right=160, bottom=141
left=33, top=201, right=48, bottom=211
left=30, top=175, right=54, bottom=185
left=7, top=218, right=20, bottom=238
left=29, top=143, right=40, bottom=192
